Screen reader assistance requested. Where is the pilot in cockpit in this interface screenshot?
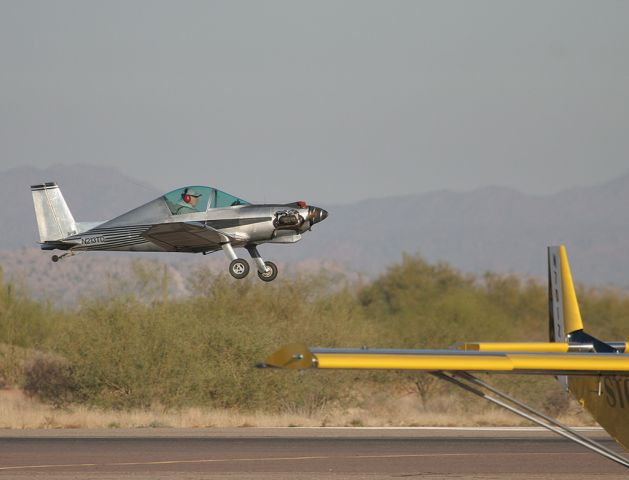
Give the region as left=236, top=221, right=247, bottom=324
left=174, top=188, right=203, bottom=214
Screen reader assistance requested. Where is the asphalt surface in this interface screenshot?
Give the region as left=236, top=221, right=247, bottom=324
left=0, top=428, right=627, bottom=479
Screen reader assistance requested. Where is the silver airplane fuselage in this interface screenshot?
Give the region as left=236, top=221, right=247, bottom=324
left=31, top=183, right=328, bottom=281
left=55, top=204, right=323, bottom=253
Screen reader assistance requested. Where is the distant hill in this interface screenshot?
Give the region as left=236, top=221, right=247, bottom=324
left=280, top=171, right=629, bottom=287
left=2, top=164, right=629, bottom=301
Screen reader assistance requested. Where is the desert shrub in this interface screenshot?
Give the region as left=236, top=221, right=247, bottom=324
left=23, top=352, right=78, bottom=407
left=39, top=271, right=373, bottom=410
left=542, top=383, right=572, bottom=416
left=358, top=255, right=513, bottom=350
left=579, top=287, right=629, bottom=340
left=1, top=256, right=628, bottom=420
left=0, top=268, right=59, bottom=348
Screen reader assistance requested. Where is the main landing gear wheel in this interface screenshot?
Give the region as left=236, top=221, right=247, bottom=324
left=257, top=261, right=278, bottom=282
left=51, top=255, right=60, bottom=263
left=229, top=259, right=250, bottom=279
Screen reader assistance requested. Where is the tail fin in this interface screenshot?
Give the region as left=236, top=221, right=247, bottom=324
left=548, top=245, right=615, bottom=353
left=549, top=245, right=629, bottom=452
left=548, top=245, right=584, bottom=342
left=30, top=182, right=78, bottom=243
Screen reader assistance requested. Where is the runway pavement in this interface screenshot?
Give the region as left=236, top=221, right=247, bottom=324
left=0, top=427, right=627, bottom=479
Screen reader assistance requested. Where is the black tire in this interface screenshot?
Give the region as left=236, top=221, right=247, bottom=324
left=257, top=261, right=278, bottom=282
left=229, top=259, right=250, bottom=279
left=51, top=255, right=59, bottom=263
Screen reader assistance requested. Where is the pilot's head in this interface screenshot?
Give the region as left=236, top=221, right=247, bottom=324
left=182, top=188, right=202, bottom=207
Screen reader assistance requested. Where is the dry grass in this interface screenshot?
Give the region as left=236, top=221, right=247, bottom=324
left=0, top=388, right=595, bottom=429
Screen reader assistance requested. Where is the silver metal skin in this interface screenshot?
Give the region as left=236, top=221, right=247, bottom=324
left=30, top=183, right=328, bottom=281
left=222, top=243, right=238, bottom=261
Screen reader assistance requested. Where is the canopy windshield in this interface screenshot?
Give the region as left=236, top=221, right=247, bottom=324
left=214, top=189, right=250, bottom=208
left=163, top=186, right=249, bottom=215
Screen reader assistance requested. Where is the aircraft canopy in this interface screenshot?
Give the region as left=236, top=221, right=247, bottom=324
left=163, top=186, right=250, bottom=215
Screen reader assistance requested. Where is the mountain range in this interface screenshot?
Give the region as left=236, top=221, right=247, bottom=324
left=299, top=173, right=629, bottom=286
left=1, top=164, right=629, bottom=303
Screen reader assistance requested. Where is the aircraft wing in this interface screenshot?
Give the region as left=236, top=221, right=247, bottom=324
left=260, top=246, right=629, bottom=467
left=262, top=343, right=629, bottom=376
left=262, top=343, right=629, bottom=468
left=142, top=221, right=235, bottom=251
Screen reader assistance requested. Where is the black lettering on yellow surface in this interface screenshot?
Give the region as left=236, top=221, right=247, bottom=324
left=614, top=378, right=626, bottom=409
left=605, top=376, right=617, bottom=408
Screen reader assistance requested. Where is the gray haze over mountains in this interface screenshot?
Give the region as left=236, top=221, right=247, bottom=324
left=3, top=2, right=629, bottom=204
left=1, top=164, right=629, bottom=301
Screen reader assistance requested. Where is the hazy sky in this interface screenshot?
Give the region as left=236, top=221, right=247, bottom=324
left=1, top=1, right=628, bottom=204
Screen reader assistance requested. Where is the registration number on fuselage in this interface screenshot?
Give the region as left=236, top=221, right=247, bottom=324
left=81, top=235, right=106, bottom=245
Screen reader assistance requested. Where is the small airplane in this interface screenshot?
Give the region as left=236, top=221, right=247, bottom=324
left=30, top=182, right=328, bottom=281
left=261, top=246, right=629, bottom=468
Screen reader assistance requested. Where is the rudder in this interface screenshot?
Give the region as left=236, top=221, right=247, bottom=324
left=548, top=245, right=584, bottom=342
left=31, top=182, right=78, bottom=243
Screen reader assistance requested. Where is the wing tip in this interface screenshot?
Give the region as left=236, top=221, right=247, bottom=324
left=263, top=343, right=315, bottom=369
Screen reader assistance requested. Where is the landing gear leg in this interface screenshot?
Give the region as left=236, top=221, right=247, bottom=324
left=222, top=243, right=249, bottom=279
left=246, top=246, right=278, bottom=282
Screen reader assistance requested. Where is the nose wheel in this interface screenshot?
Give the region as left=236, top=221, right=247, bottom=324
left=246, top=245, right=279, bottom=282
left=257, top=261, right=278, bottom=282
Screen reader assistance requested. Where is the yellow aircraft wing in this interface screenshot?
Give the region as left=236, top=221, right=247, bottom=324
left=262, top=343, right=629, bottom=469
left=261, top=246, right=629, bottom=468
left=264, top=343, right=629, bottom=375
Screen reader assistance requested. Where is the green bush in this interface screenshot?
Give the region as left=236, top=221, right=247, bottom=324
left=0, top=256, right=626, bottom=416
left=23, top=352, right=78, bottom=407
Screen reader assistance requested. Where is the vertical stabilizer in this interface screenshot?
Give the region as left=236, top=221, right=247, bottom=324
left=548, top=245, right=614, bottom=352
left=558, top=246, right=584, bottom=335
left=548, top=245, right=586, bottom=390
left=30, top=183, right=77, bottom=242
left=548, top=245, right=584, bottom=342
